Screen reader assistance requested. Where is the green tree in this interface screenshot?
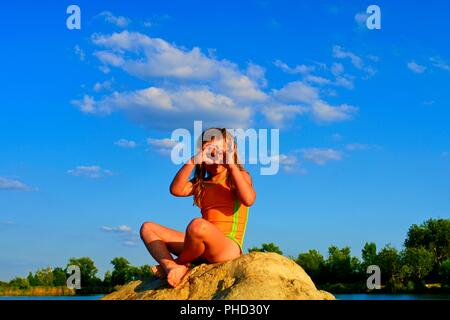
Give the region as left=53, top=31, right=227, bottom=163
left=325, top=246, right=360, bottom=283
left=376, top=245, right=401, bottom=290
left=295, top=250, right=325, bottom=283
left=439, top=259, right=450, bottom=286
left=9, top=277, right=30, bottom=290
left=67, top=257, right=100, bottom=291
left=136, top=265, right=153, bottom=280
left=361, top=242, right=377, bottom=269
left=0, top=281, right=7, bottom=290
left=26, top=272, right=38, bottom=287
left=404, top=218, right=450, bottom=265
left=111, top=257, right=132, bottom=286
left=103, top=271, right=113, bottom=288
left=401, top=247, right=435, bottom=284
left=248, top=243, right=283, bottom=255
left=34, top=267, right=54, bottom=287
left=52, top=267, right=67, bottom=286
left=126, top=265, right=152, bottom=281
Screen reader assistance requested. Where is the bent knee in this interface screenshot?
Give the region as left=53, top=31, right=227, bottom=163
left=186, top=218, right=209, bottom=238
left=140, top=221, right=158, bottom=239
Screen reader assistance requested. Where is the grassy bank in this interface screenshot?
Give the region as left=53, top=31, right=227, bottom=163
left=318, top=282, right=450, bottom=294
left=0, top=286, right=75, bottom=296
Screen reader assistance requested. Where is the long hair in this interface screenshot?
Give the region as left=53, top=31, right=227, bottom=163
left=191, top=128, right=246, bottom=207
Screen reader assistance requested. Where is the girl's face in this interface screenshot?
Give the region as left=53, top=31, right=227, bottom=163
left=202, top=134, right=229, bottom=176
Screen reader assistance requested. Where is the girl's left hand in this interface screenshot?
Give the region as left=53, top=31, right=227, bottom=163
left=223, top=140, right=236, bottom=167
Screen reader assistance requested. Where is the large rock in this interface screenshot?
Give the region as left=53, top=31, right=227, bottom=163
left=102, top=252, right=335, bottom=300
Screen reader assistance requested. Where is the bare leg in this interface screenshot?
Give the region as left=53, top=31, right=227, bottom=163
left=176, top=219, right=206, bottom=263
left=140, top=222, right=189, bottom=287
left=177, top=218, right=241, bottom=265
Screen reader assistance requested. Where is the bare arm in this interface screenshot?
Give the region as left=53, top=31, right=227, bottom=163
left=228, top=164, right=256, bottom=207
left=169, top=146, right=209, bottom=197
left=169, top=160, right=195, bottom=197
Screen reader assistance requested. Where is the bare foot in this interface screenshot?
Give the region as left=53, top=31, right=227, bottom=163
left=150, top=265, right=166, bottom=279
left=166, top=263, right=189, bottom=288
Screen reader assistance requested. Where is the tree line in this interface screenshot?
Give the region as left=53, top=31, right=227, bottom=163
left=0, top=257, right=153, bottom=295
left=1, top=218, right=449, bottom=294
left=249, top=218, right=450, bottom=293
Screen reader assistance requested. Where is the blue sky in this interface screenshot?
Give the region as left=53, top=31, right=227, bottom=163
left=1, top=0, right=449, bottom=280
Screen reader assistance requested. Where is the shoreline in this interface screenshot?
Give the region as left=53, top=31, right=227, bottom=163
left=0, top=286, right=76, bottom=297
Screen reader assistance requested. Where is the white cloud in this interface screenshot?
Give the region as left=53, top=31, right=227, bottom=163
left=246, top=63, right=268, bottom=88
left=143, top=21, right=153, bottom=28
left=334, top=76, right=354, bottom=89
left=74, top=31, right=367, bottom=129
left=93, top=79, right=113, bottom=92
left=142, top=14, right=170, bottom=28
left=261, top=104, right=308, bottom=127
left=345, top=143, right=371, bottom=151
left=430, top=56, right=450, bottom=72
left=333, top=45, right=376, bottom=77
left=115, top=139, right=137, bottom=148
left=304, top=75, right=332, bottom=86
left=331, top=63, right=344, bottom=76
left=99, top=11, right=130, bottom=28
left=271, top=81, right=357, bottom=123
left=67, top=166, right=113, bottom=178
left=100, top=225, right=138, bottom=247
left=94, top=51, right=124, bottom=67
left=100, top=225, right=132, bottom=233
left=123, top=240, right=138, bottom=247
left=274, top=59, right=315, bottom=75
left=147, top=138, right=181, bottom=155
left=73, top=95, right=97, bottom=113
left=301, top=148, right=343, bottom=165
left=311, top=101, right=357, bottom=123
left=273, top=81, right=320, bottom=104
left=73, top=86, right=253, bottom=130
left=275, top=53, right=359, bottom=91
left=277, top=154, right=307, bottom=174
left=74, top=45, right=85, bottom=61
left=99, top=65, right=111, bottom=74
left=407, top=61, right=426, bottom=74
left=333, top=45, right=364, bottom=69
left=92, top=31, right=267, bottom=103
left=0, top=177, right=33, bottom=191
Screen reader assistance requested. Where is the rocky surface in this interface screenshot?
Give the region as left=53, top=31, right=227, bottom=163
left=102, top=252, right=335, bottom=300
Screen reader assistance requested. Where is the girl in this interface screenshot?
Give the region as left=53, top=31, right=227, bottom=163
left=140, top=128, right=256, bottom=287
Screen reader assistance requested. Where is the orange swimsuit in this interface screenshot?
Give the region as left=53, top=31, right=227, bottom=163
left=200, top=175, right=249, bottom=252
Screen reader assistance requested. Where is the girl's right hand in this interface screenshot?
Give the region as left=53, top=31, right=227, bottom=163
left=189, top=150, right=204, bottom=165
left=189, top=142, right=220, bottom=165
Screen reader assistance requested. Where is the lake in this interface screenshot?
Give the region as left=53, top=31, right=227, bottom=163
left=1, top=294, right=450, bottom=300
